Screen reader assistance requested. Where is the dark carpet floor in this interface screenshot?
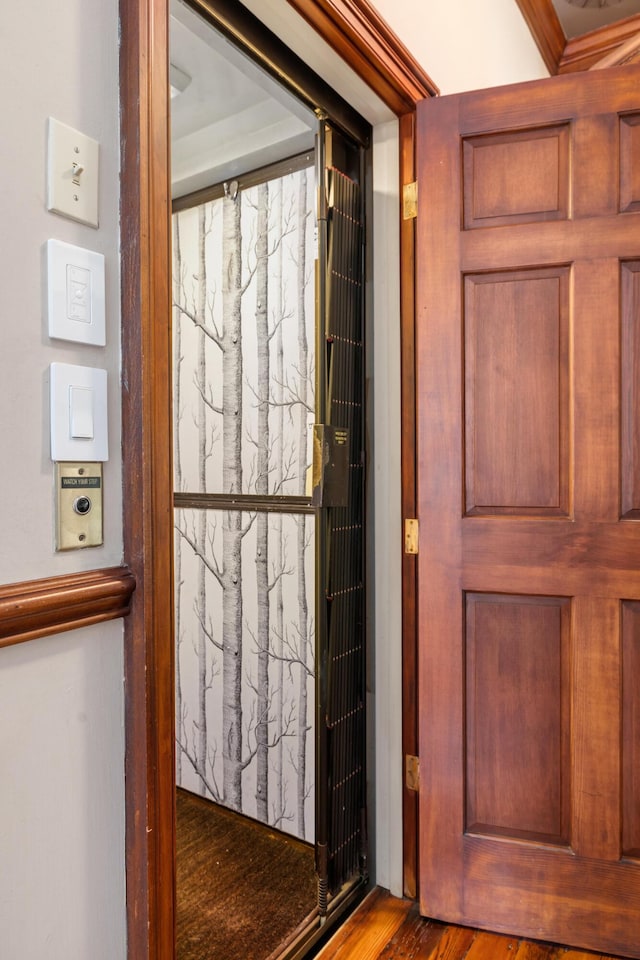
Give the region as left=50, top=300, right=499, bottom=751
left=176, top=788, right=318, bottom=960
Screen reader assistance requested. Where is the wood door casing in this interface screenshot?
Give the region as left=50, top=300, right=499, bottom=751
left=416, top=63, right=640, bottom=957
left=121, top=0, right=429, bottom=954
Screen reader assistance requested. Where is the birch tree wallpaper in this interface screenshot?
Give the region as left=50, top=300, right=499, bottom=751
left=173, top=164, right=316, bottom=842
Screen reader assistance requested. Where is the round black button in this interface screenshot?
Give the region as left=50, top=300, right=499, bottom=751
left=73, top=496, right=92, bottom=516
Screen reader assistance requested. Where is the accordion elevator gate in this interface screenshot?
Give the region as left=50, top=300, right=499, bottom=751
left=315, top=122, right=368, bottom=911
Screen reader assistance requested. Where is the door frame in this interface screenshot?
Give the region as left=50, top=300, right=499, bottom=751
left=119, top=2, right=435, bottom=956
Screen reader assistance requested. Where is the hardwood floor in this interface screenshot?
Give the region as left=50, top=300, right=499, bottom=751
left=314, top=888, right=628, bottom=960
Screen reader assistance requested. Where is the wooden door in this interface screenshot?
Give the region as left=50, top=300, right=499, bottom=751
left=416, top=64, right=640, bottom=957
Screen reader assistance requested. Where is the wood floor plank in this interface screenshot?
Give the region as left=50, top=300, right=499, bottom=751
left=513, top=941, right=565, bottom=960
left=464, top=930, right=519, bottom=959
left=315, top=889, right=413, bottom=959
left=562, top=951, right=604, bottom=959
left=376, top=905, right=448, bottom=957
left=421, top=924, right=477, bottom=959
left=313, top=889, right=625, bottom=960
left=315, top=888, right=389, bottom=956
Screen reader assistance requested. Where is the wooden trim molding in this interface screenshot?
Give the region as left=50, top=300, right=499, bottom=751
left=120, top=0, right=175, bottom=957
left=515, top=0, right=640, bottom=76
left=0, top=566, right=135, bottom=649
left=514, top=0, right=565, bottom=75
left=560, top=15, right=640, bottom=73
left=399, top=111, right=418, bottom=901
left=590, top=29, right=640, bottom=70
left=285, top=0, right=439, bottom=110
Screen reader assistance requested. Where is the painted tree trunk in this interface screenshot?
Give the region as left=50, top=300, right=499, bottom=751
left=173, top=213, right=184, bottom=785
left=255, top=181, right=270, bottom=823
left=296, top=169, right=309, bottom=838
left=222, top=190, right=244, bottom=810
left=197, top=204, right=208, bottom=795
left=274, top=186, right=285, bottom=826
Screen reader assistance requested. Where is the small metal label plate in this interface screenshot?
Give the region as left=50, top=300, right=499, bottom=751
left=56, top=462, right=103, bottom=550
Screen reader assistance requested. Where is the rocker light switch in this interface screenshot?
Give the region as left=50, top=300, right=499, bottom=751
left=70, top=386, right=94, bottom=439
left=50, top=362, right=108, bottom=462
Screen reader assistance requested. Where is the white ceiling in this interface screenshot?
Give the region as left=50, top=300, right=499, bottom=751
left=169, top=0, right=316, bottom=198
left=551, top=0, right=640, bottom=39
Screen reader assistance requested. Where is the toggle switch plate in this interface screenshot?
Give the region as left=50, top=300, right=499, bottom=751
left=55, top=462, right=103, bottom=550
left=47, top=118, right=99, bottom=228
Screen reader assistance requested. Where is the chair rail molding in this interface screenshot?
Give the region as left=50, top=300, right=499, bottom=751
left=0, top=566, right=135, bottom=649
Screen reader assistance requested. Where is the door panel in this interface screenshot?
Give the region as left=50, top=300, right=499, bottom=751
left=462, top=124, right=570, bottom=228
left=416, top=64, right=640, bottom=957
left=464, top=268, right=570, bottom=516
left=465, top=593, right=571, bottom=846
left=623, top=601, right=640, bottom=858
left=622, top=260, right=640, bottom=518
left=620, top=114, right=640, bottom=212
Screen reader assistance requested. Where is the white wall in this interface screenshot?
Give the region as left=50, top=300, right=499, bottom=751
left=0, top=624, right=125, bottom=960
left=0, top=2, right=125, bottom=958
left=369, top=119, right=403, bottom=895
left=373, top=0, right=549, bottom=94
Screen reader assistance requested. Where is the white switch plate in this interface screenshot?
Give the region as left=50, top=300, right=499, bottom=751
left=50, top=362, right=108, bottom=462
left=46, top=240, right=106, bottom=345
left=47, top=118, right=99, bottom=228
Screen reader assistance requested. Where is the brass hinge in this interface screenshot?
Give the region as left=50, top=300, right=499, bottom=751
left=404, top=518, right=419, bottom=555
left=403, top=180, right=418, bottom=220
left=406, top=754, right=420, bottom=792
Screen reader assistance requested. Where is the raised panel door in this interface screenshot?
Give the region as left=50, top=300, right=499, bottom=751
left=416, top=64, right=640, bottom=957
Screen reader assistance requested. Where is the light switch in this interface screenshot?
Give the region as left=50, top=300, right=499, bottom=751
left=47, top=118, right=99, bottom=228
left=46, top=240, right=106, bottom=345
left=50, top=363, right=108, bottom=462
left=70, top=386, right=94, bottom=439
